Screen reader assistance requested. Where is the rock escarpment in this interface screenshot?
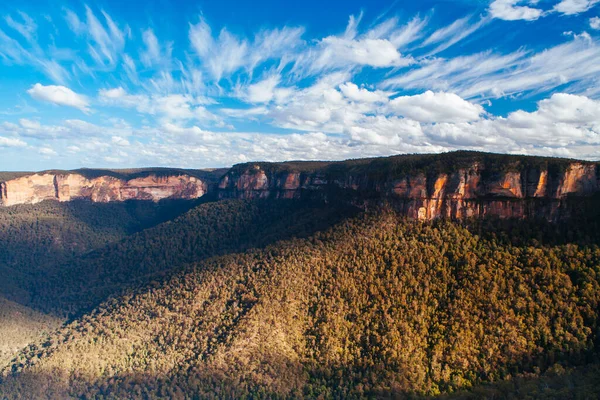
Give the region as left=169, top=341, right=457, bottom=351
left=0, top=172, right=208, bottom=206
left=2, top=152, right=599, bottom=220
left=217, top=153, right=600, bottom=220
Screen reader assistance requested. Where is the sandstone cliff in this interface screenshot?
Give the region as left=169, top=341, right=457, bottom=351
left=217, top=152, right=600, bottom=220
left=2, top=153, right=599, bottom=220
left=0, top=171, right=209, bottom=206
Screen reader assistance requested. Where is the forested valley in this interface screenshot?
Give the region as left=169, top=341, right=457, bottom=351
left=0, top=194, right=599, bottom=398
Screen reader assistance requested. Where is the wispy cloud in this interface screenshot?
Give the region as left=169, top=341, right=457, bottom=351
left=420, top=15, right=489, bottom=56
left=1, top=4, right=600, bottom=168
left=189, top=18, right=304, bottom=82
left=383, top=33, right=600, bottom=100
left=140, top=28, right=171, bottom=68
left=65, top=6, right=127, bottom=68
left=4, top=11, right=37, bottom=43
left=490, top=0, right=600, bottom=21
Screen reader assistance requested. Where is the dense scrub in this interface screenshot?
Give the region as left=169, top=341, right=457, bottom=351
left=228, top=150, right=597, bottom=182
left=14, top=199, right=358, bottom=317
left=0, top=297, right=62, bottom=369
left=0, top=199, right=207, bottom=304
left=1, top=208, right=599, bottom=398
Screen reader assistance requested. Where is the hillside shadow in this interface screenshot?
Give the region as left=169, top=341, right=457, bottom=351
left=12, top=199, right=360, bottom=319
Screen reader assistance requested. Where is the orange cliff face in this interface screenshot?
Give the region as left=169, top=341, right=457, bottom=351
left=2, top=155, right=599, bottom=220
left=216, top=160, right=600, bottom=220
left=0, top=173, right=207, bottom=206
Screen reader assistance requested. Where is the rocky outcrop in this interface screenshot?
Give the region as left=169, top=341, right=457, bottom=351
left=2, top=152, right=599, bottom=221
left=217, top=156, right=600, bottom=221
left=0, top=173, right=207, bottom=206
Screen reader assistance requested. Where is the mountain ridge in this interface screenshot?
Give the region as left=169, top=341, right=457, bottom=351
left=1, top=152, right=599, bottom=221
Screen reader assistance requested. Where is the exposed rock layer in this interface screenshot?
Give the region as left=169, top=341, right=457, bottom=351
left=0, top=173, right=207, bottom=206
left=217, top=157, right=600, bottom=220
left=2, top=153, right=599, bottom=221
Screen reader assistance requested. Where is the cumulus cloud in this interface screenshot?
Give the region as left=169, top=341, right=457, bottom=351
left=590, top=16, right=600, bottom=28
left=292, top=14, right=416, bottom=75
left=4, top=91, right=600, bottom=170
left=388, top=91, right=484, bottom=123
left=339, top=82, right=391, bottom=103
left=315, top=36, right=411, bottom=68
left=38, top=147, right=57, bottom=156
left=27, top=83, right=90, bottom=112
left=488, top=0, right=544, bottom=21
left=553, top=0, right=600, bottom=15
left=0, top=136, right=26, bottom=147
left=243, top=75, right=281, bottom=103
left=98, top=87, right=219, bottom=124
left=2, top=7, right=600, bottom=169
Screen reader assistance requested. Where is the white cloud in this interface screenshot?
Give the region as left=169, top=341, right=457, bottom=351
left=111, top=136, right=130, bottom=146
left=189, top=18, right=304, bottom=82
left=4, top=11, right=37, bottom=43
left=590, top=16, right=600, bottom=28
left=553, top=0, right=600, bottom=15
left=39, top=147, right=57, bottom=156
left=383, top=33, right=600, bottom=100
left=0, top=136, right=26, bottom=147
left=489, top=0, right=544, bottom=21
left=349, top=116, right=424, bottom=146
left=388, top=91, right=485, bottom=123
left=27, top=83, right=90, bottom=112
left=490, top=0, right=599, bottom=21
left=339, top=82, right=391, bottom=103
left=189, top=20, right=248, bottom=81
left=0, top=27, right=70, bottom=84
left=5, top=92, right=600, bottom=169
left=64, top=6, right=127, bottom=68
left=140, top=28, right=171, bottom=68
left=421, top=16, right=489, bottom=55
left=141, top=28, right=160, bottom=67
left=122, top=54, right=138, bottom=82
left=2, top=9, right=600, bottom=167
left=243, top=75, right=280, bottom=103
left=294, top=15, right=416, bottom=75
left=317, top=36, right=412, bottom=68
left=5, top=117, right=131, bottom=141
left=98, top=87, right=219, bottom=123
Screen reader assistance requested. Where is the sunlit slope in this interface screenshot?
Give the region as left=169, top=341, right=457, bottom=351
left=0, top=297, right=62, bottom=369
left=2, top=210, right=599, bottom=399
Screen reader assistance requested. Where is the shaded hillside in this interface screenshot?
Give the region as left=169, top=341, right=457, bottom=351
left=435, top=364, right=600, bottom=399
left=25, top=199, right=360, bottom=317
left=2, top=209, right=599, bottom=399
left=0, top=199, right=207, bottom=303
left=0, top=199, right=211, bottom=370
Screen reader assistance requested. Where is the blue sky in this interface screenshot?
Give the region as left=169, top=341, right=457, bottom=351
left=0, top=0, right=599, bottom=170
